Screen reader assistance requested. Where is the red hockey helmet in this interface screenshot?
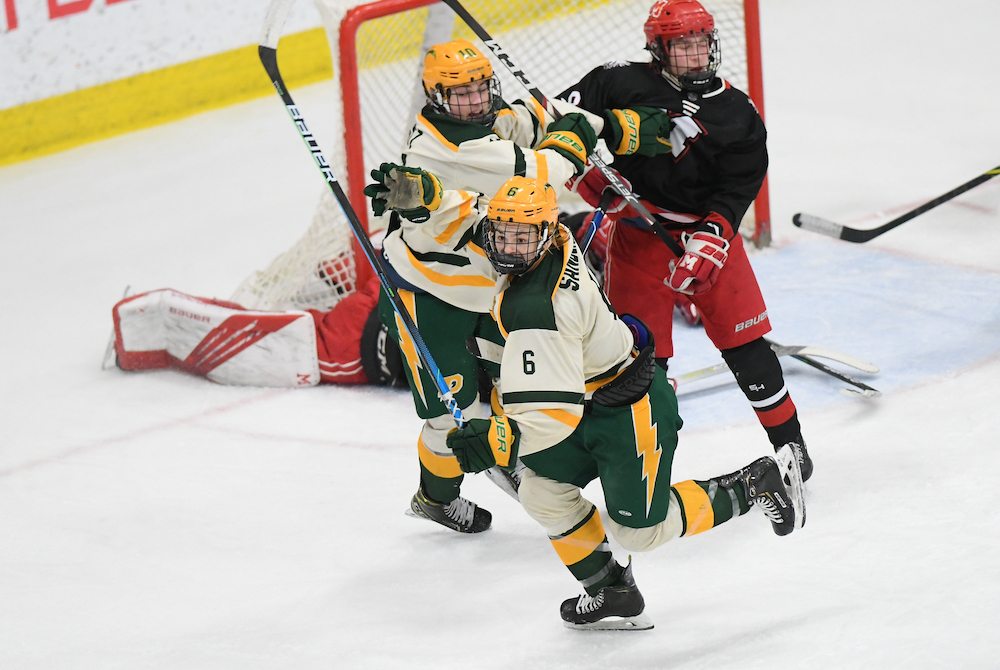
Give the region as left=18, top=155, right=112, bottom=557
left=644, top=0, right=720, bottom=92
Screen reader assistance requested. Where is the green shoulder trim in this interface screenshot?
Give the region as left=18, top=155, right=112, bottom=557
left=454, top=220, right=485, bottom=252
left=406, top=243, right=472, bottom=267
left=421, top=107, right=496, bottom=145
left=497, top=246, right=568, bottom=332
left=503, top=390, right=584, bottom=406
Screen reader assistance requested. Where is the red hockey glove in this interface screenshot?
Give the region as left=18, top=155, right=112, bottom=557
left=674, top=293, right=702, bottom=326
left=567, top=163, right=633, bottom=215
left=665, top=230, right=730, bottom=295
left=446, top=416, right=520, bottom=474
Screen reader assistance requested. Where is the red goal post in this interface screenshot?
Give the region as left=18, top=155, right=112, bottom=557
left=339, top=0, right=771, bottom=248
left=230, top=0, right=769, bottom=313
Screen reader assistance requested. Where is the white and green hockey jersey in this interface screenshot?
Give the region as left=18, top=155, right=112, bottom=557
left=379, top=188, right=500, bottom=313
left=491, top=237, right=635, bottom=457
left=403, top=98, right=604, bottom=202
left=377, top=98, right=603, bottom=313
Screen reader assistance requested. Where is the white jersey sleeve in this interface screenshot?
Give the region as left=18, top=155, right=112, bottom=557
left=403, top=104, right=599, bottom=202
left=379, top=189, right=499, bottom=313
left=492, top=97, right=605, bottom=149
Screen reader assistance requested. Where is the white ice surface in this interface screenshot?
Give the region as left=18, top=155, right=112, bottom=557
left=3, top=1, right=1000, bottom=667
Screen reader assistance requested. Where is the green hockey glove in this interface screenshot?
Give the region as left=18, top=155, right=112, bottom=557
left=603, top=106, right=673, bottom=157
left=446, top=416, right=520, bottom=474
left=538, top=112, right=599, bottom=176
left=363, top=162, right=444, bottom=223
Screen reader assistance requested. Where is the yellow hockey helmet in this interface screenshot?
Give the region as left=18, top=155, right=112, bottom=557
left=484, top=177, right=563, bottom=275
left=422, top=40, right=502, bottom=125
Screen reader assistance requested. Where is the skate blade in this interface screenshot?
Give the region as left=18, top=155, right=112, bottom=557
left=839, top=387, right=881, bottom=398
left=483, top=466, right=520, bottom=502
left=774, top=445, right=806, bottom=531
left=563, top=613, right=654, bottom=631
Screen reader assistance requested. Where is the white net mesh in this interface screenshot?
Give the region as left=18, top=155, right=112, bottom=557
left=230, top=190, right=357, bottom=311
left=233, top=0, right=762, bottom=311
left=355, top=0, right=754, bottom=182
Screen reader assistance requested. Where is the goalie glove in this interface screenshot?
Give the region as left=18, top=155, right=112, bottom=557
left=363, top=162, right=443, bottom=223
left=603, top=106, right=673, bottom=157
left=537, top=112, right=598, bottom=176
left=446, top=416, right=520, bottom=474
left=665, top=227, right=730, bottom=295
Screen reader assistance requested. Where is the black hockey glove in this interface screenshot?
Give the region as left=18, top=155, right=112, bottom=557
left=538, top=112, right=599, bottom=176
left=446, top=416, right=520, bottom=474
left=603, top=106, right=673, bottom=157
left=363, top=162, right=443, bottom=223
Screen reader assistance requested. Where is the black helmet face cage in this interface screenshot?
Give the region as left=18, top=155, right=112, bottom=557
left=656, top=30, right=721, bottom=92
left=428, top=76, right=502, bottom=126
left=483, top=218, right=553, bottom=276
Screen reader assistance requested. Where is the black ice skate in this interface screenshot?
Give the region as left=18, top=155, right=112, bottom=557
left=778, top=438, right=813, bottom=482
left=407, top=486, right=492, bottom=533
left=560, top=562, right=653, bottom=631
left=720, top=452, right=802, bottom=536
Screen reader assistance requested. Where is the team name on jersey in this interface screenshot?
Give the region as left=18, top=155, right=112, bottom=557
left=559, top=246, right=581, bottom=291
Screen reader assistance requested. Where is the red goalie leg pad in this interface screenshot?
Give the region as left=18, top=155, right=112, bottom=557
left=309, top=280, right=380, bottom=385
left=113, top=289, right=320, bottom=387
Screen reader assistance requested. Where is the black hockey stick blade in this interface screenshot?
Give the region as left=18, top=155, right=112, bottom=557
left=793, top=164, right=1000, bottom=243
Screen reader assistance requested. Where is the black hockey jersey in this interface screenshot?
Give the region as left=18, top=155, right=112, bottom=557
left=560, top=61, right=767, bottom=234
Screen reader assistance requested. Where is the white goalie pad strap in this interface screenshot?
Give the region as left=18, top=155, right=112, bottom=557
left=113, top=289, right=320, bottom=387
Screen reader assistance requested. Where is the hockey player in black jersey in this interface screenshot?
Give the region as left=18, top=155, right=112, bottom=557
left=559, top=0, right=813, bottom=480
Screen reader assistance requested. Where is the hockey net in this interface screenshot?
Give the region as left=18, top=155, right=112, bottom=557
left=232, top=0, right=768, bottom=312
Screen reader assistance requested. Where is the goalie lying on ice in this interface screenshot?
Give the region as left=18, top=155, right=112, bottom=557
left=108, top=279, right=407, bottom=388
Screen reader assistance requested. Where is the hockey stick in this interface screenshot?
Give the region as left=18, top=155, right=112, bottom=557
left=471, top=333, right=879, bottom=398
left=793, top=164, right=1000, bottom=243
left=439, top=0, right=686, bottom=257
left=259, top=0, right=466, bottom=427
left=578, top=189, right=617, bottom=255
left=671, top=342, right=879, bottom=393
left=764, top=338, right=881, bottom=398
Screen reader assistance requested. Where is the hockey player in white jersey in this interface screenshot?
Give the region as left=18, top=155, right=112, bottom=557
left=373, top=174, right=805, bottom=629
left=362, top=40, right=675, bottom=534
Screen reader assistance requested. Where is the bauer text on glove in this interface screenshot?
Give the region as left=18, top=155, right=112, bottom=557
left=445, top=416, right=520, bottom=474
left=603, top=106, right=673, bottom=157
left=537, top=112, right=598, bottom=176
left=363, top=162, right=443, bottom=223
left=665, top=230, right=729, bottom=295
